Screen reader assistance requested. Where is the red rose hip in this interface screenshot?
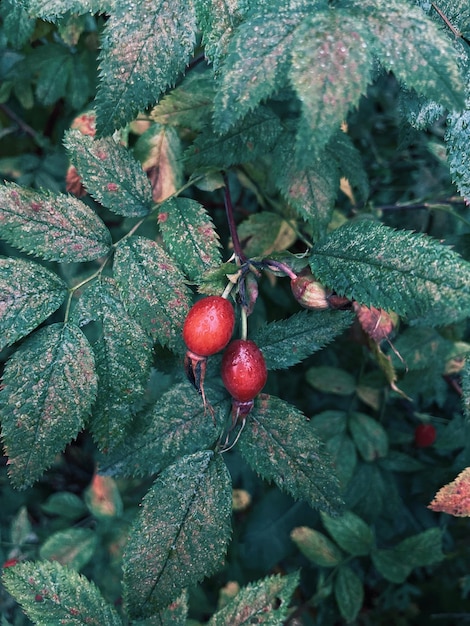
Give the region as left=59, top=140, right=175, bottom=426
left=221, top=339, right=267, bottom=404
left=183, top=296, right=235, bottom=357
left=414, top=423, right=437, bottom=448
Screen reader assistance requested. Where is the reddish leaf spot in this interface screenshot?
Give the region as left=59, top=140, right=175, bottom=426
left=35, top=594, right=44, bottom=602
left=158, top=212, right=169, bottom=223
left=30, top=202, right=42, bottom=212
left=69, top=608, right=80, bottom=616
left=107, top=182, right=119, bottom=192
left=96, top=151, right=108, bottom=161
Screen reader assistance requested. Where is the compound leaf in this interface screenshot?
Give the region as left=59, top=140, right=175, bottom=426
left=2, top=560, right=122, bottom=626
left=113, top=236, right=191, bottom=351
left=98, top=382, right=229, bottom=477
left=0, top=323, right=97, bottom=488
left=239, top=395, right=344, bottom=515
left=334, top=565, right=364, bottom=623
left=213, top=7, right=308, bottom=133
left=72, top=278, right=153, bottom=451
left=252, top=310, right=354, bottom=370
left=123, top=450, right=232, bottom=618
left=208, top=572, right=299, bottom=626
left=95, top=0, right=196, bottom=136
left=0, top=183, right=112, bottom=262
left=0, top=257, right=67, bottom=351
left=361, top=0, right=465, bottom=112
left=309, top=220, right=470, bottom=325
left=64, top=130, right=153, bottom=217
left=290, top=11, right=372, bottom=160
left=157, top=198, right=221, bottom=282
left=321, top=510, right=374, bottom=557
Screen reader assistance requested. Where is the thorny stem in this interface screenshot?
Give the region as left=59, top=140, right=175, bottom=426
left=223, top=173, right=248, bottom=264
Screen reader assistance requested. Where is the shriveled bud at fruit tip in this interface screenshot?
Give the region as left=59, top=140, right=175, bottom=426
left=291, top=272, right=330, bottom=310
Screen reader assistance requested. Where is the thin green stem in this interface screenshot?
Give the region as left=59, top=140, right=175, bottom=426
left=63, top=255, right=112, bottom=322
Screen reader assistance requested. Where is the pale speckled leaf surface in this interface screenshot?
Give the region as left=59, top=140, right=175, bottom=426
left=290, top=12, right=373, bottom=160
left=252, top=310, right=354, bottom=370
left=95, top=0, right=196, bottom=136
left=122, top=450, right=232, bottom=619
left=113, top=236, right=191, bottom=351
left=0, top=257, right=67, bottom=351
left=446, top=110, right=470, bottom=203
left=213, top=8, right=308, bottom=132
left=64, top=130, right=153, bottom=217
left=71, top=278, right=153, bottom=451
left=309, top=220, right=470, bottom=325
left=0, top=323, right=97, bottom=488
left=24, top=0, right=113, bottom=21
left=98, top=382, right=229, bottom=477
left=0, top=183, right=112, bottom=262
left=158, top=198, right=221, bottom=282
left=2, top=560, right=123, bottom=626
left=208, top=572, right=299, bottom=626
left=359, top=0, right=466, bottom=112
left=239, top=395, right=344, bottom=515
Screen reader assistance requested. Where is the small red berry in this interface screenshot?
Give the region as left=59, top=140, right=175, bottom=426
left=183, top=296, right=235, bottom=357
left=221, top=339, right=267, bottom=404
left=414, top=424, right=437, bottom=448
left=2, top=558, right=18, bottom=568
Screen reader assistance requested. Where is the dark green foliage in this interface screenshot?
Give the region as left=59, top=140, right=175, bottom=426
left=2, top=2, right=470, bottom=625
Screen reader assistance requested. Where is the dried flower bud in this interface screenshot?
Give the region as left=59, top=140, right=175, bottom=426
left=71, top=111, right=96, bottom=136
left=291, top=272, right=330, bottom=310
left=354, top=303, right=395, bottom=343
left=65, top=165, right=87, bottom=197
left=428, top=467, right=470, bottom=517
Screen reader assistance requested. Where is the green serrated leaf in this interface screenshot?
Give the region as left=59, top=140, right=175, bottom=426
left=98, top=382, right=228, bottom=477
left=123, top=450, right=232, bottom=618
left=0, top=183, right=112, bottom=262
left=24, top=0, right=112, bottom=21
left=157, top=198, right=221, bottom=282
left=2, top=560, right=123, bottom=626
left=290, top=11, right=372, bottom=159
left=72, top=278, right=153, bottom=450
left=291, top=527, right=343, bottom=567
left=39, top=528, right=97, bottom=571
left=334, top=565, right=364, bottom=623
left=270, top=131, right=340, bottom=240
left=213, top=7, right=308, bottom=133
left=306, top=366, right=356, bottom=396
left=134, top=123, right=183, bottom=204
left=95, top=0, right=196, bottom=135
left=134, top=591, right=189, bottom=626
left=0, top=257, right=67, bottom=351
left=463, top=361, right=470, bottom=423
left=194, top=0, right=248, bottom=69
left=309, top=220, right=470, bottom=325
left=0, top=0, right=35, bottom=48
left=253, top=310, right=354, bottom=370
left=239, top=395, right=344, bottom=514
left=184, top=107, right=283, bottom=170
left=326, top=434, right=357, bottom=489
left=208, top=572, right=299, bottom=626
left=446, top=110, right=470, bottom=204
left=0, top=323, right=97, bottom=489
left=64, top=130, right=153, bottom=217
left=151, top=70, right=215, bottom=131
left=113, top=236, right=191, bottom=351
left=372, top=527, right=444, bottom=583
left=41, top=492, right=88, bottom=520
left=237, top=212, right=296, bottom=258
left=391, top=326, right=455, bottom=371
left=310, top=410, right=348, bottom=440
left=360, top=0, right=466, bottom=112
left=348, top=412, right=389, bottom=461
left=321, top=511, right=374, bottom=556
left=371, top=547, right=412, bottom=584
